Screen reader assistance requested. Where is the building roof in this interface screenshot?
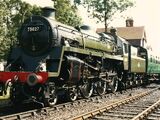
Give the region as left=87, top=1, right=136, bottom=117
left=97, top=26, right=146, bottom=41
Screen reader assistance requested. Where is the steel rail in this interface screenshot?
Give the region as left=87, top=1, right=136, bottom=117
left=0, top=89, right=122, bottom=120
left=69, top=87, right=159, bottom=120
left=132, top=98, right=160, bottom=120
left=0, top=87, right=156, bottom=120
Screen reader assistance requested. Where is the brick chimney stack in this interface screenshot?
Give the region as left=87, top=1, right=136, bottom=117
left=126, top=18, right=134, bottom=27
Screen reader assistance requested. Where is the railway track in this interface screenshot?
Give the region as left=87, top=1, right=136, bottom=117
left=146, top=103, right=160, bottom=120
left=0, top=85, right=158, bottom=120
left=70, top=87, right=160, bottom=120
left=133, top=99, right=160, bottom=120
left=0, top=88, right=130, bottom=120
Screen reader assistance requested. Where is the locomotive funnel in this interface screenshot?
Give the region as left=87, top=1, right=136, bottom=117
left=42, top=7, right=56, bottom=19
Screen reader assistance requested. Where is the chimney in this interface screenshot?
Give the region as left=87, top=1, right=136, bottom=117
left=42, top=7, right=56, bottom=19
left=110, top=27, right=117, bottom=36
left=126, top=18, right=134, bottom=27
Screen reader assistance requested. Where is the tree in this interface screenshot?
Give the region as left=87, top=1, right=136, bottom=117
left=0, top=0, right=10, bottom=59
left=74, top=0, right=134, bottom=32
left=54, top=0, right=82, bottom=27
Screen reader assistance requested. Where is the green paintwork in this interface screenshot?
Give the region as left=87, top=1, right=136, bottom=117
left=123, top=55, right=128, bottom=70
left=147, top=52, right=160, bottom=74
left=123, top=54, right=146, bottom=73
left=83, top=38, right=115, bottom=53
left=131, top=56, right=146, bottom=73
left=57, top=24, right=116, bottom=54
left=48, top=46, right=123, bottom=77
left=64, top=46, right=123, bottom=61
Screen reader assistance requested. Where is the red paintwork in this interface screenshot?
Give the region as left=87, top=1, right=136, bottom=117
left=0, top=71, right=48, bottom=84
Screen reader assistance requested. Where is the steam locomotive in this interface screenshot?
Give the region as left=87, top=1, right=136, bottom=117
left=0, top=7, right=160, bottom=106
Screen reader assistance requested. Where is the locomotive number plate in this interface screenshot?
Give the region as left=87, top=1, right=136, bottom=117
left=27, top=26, right=42, bottom=32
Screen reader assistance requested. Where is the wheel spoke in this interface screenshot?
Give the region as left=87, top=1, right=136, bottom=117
left=96, top=80, right=106, bottom=95
left=80, top=81, right=93, bottom=98
left=67, top=88, right=78, bottom=102
left=43, top=83, right=57, bottom=107
left=108, top=76, right=118, bottom=93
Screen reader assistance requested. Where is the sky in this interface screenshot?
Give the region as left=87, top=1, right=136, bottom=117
left=23, top=0, right=160, bottom=52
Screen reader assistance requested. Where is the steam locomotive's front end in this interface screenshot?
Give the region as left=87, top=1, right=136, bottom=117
left=0, top=7, right=60, bottom=106
left=19, top=7, right=58, bottom=56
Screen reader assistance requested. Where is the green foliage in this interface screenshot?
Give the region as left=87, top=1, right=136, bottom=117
left=75, top=0, right=134, bottom=31
left=0, top=0, right=10, bottom=59
left=55, top=0, right=82, bottom=27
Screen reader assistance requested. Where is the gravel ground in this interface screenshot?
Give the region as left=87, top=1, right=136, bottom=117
left=93, top=86, right=160, bottom=120
left=26, top=84, right=160, bottom=120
